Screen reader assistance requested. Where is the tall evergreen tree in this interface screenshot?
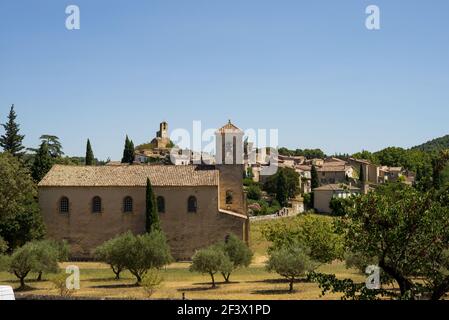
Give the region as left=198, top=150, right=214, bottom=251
left=31, top=141, right=53, bottom=182
left=121, top=135, right=135, bottom=164
left=276, top=170, right=289, bottom=207
left=145, top=178, right=160, bottom=233
left=359, top=164, right=364, bottom=183
left=85, top=139, right=95, bottom=165
left=0, top=104, right=25, bottom=157
left=311, top=165, right=319, bottom=189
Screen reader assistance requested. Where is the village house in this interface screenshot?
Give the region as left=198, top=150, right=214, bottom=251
left=313, top=183, right=361, bottom=214
left=38, top=121, right=249, bottom=260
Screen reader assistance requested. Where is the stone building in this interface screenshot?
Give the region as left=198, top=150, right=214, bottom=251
left=38, top=121, right=249, bottom=260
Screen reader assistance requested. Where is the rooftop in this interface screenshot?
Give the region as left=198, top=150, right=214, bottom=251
left=38, top=164, right=219, bottom=187
left=313, top=184, right=361, bottom=192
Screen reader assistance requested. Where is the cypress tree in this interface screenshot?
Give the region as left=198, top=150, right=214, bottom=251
left=276, top=170, right=289, bottom=207
left=311, top=165, right=319, bottom=189
left=85, top=139, right=95, bottom=165
left=31, top=141, right=53, bottom=182
left=0, top=104, right=25, bottom=157
left=121, top=136, right=135, bottom=164
left=128, top=139, right=135, bottom=164
left=145, top=178, right=160, bottom=233
left=359, top=164, right=365, bottom=183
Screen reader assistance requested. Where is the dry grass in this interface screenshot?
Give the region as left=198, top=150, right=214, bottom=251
left=0, top=216, right=364, bottom=300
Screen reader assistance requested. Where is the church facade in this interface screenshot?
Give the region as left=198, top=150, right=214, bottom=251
left=38, top=122, right=249, bottom=260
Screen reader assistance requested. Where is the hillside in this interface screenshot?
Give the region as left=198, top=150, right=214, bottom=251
left=411, top=134, right=449, bottom=153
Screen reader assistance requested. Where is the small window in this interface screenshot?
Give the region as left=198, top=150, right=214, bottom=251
left=92, top=196, right=102, bottom=213
left=226, top=190, right=233, bottom=204
left=59, top=197, right=69, bottom=213
left=157, top=196, right=165, bottom=213
left=188, top=196, right=197, bottom=213
left=123, top=196, right=133, bottom=213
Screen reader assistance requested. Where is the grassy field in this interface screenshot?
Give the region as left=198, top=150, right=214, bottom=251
left=0, top=216, right=364, bottom=300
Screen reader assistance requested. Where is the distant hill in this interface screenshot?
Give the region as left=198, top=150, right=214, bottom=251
left=411, top=135, right=449, bottom=153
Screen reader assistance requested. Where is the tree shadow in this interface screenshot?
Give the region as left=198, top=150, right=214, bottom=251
left=191, top=281, right=240, bottom=286
left=177, top=286, right=219, bottom=292
left=14, top=285, right=37, bottom=293
left=248, top=278, right=309, bottom=284
left=252, top=289, right=295, bottom=295
left=87, top=277, right=126, bottom=283
left=90, top=283, right=140, bottom=289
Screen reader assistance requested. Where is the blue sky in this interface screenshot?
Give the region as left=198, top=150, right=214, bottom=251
left=1, top=0, right=448, bottom=160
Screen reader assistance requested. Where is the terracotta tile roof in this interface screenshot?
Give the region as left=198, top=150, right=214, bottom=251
left=313, top=184, right=361, bottom=191
left=216, top=120, right=243, bottom=133
left=317, top=165, right=351, bottom=172
left=38, top=164, right=219, bottom=187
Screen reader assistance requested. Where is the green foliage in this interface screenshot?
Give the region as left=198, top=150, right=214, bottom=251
left=333, top=183, right=449, bottom=300
left=99, top=231, right=172, bottom=284
left=0, top=105, right=25, bottom=157
left=51, top=272, right=74, bottom=297
left=302, top=193, right=312, bottom=209
left=28, top=135, right=64, bottom=158
left=31, top=240, right=63, bottom=281
left=263, top=167, right=300, bottom=203
left=94, top=235, right=130, bottom=280
left=85, top=139, right=95, bottom=165
left=31, top=141, right=53, bottom=182
left=121, top=135, right=135, bottom=164
left=278, top=147, right=325, bottom=159
left=247, top=199, right=281, bottom=216
left=266, top=245, right=316, bottom=292
left=311, top=165, right=319, bottom=189
left=190, top=247, right=232, bottom=288
left=0, top=236, right=8, bottom=254
left=145, top=178, right=160, bottom=233
left=412, top=134, right=449, bottom=153
left=141, top=268, right=163, bottom=298
left=329, top=197, right=354, bottom=216
left=262, top=215, right=343, bottom=264
left=0, top=152, right=45, bottom=250
left=216, top=234, right=253, bottom=282
left=246, top=184, right=262, bottom=200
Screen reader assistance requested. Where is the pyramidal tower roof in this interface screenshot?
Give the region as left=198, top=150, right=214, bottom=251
left=216, top=120, right=243, bottom=133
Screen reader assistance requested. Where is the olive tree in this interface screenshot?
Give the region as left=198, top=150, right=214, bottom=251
left=190, top=247, right=232, bottom=288
left=94, top=236, right=129, bottom=280
left=217, top=234, right=253, bottom=282
left=266, top=245, right=316, bottom=292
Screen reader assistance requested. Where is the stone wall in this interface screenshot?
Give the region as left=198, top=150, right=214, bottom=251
left=39, top=185, right=245, bottom=260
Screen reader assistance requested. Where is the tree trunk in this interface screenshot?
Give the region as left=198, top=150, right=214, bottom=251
left=379, top=261, right=414, bottom=298
left=19, top=276, right=25, bottom=289
left=37, top=271, right=42, bottom=281
left=431, top=277, right=449, bottom=301
left=136, top=274, right=142, bottom=285
left=289, top=279, right=294, bottom=293
left=112, top=266, right=121, bottom=280
left=210, top=273, right=216, bottom=288
left=222, top=272, right=230, bottom=283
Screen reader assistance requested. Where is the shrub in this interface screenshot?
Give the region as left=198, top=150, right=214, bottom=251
left=141, top=268, right=163, bottom=298
left=266, top=245, right=316, bottom=292
left=246, top=185, right=262, bottom=200
left=190, top=247, right=232, bottom=288
left=0, top=236, right=7, bottom=254
left=8, top=243, right=37, bottom=289
left=51, top=272, right=74, bottom=297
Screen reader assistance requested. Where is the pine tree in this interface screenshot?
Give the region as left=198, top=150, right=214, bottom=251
left=85, top=139, right=95, bottom=165
left=311, top=165, right=319, bottom=189
left=31, top=141, right=53, bottom=182
left=145, top=178, right=160, bottom=233
left=0, top=104, right=25, bottom=157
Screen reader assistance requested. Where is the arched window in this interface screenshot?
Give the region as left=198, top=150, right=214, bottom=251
left=187, top=196, right=197, bottom=213
left=157, top=196, right=165, bottom=213
left=92, top=196, right=102, bottom=213
left=59, top=197, right=69, bottom=213
left=123, top=196, right=133, bottom=213
left=225, top=190, right=233, bottom=204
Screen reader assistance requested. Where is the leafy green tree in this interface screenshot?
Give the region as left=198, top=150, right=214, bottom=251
left=311, top=165, right=319, bottom=189
left=85, top=139, right=95, bottom=165
left=0, top=236, right=8, bottom=254
left=266, top=245, right=316, bottom=292
left=145, top=178, right=160, bottom=233
left=0, top=152, right=45, bottom=250
left=359, top=164, right=364, bottom=183
left=264, top=167, right=300, bottom=200
left=318, top=183, right=449, bottom=300
left=94, top=235, right=129, bottom=280
left=217, top=234, right=253, bottom=282
left=190, top=247, right=232, bottom=288
left=108, top=231, right=172, bottom=284
left=28, top=135, right=64, bottom=158
left=246, top=184, right=262, bottom=200
left=31, top=141, right=53, bottom=182
left=432, top=149, right=449, bottom=189
left=32, top=240, right=63, bottom=281
left=0, top=105, right=25, bottom=157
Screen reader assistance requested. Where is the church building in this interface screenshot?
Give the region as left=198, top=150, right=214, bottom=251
left=38, top=121, right=249, bottom=260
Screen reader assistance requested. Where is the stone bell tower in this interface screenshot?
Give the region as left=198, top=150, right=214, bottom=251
left=215, top=120, right=245, bottom=214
